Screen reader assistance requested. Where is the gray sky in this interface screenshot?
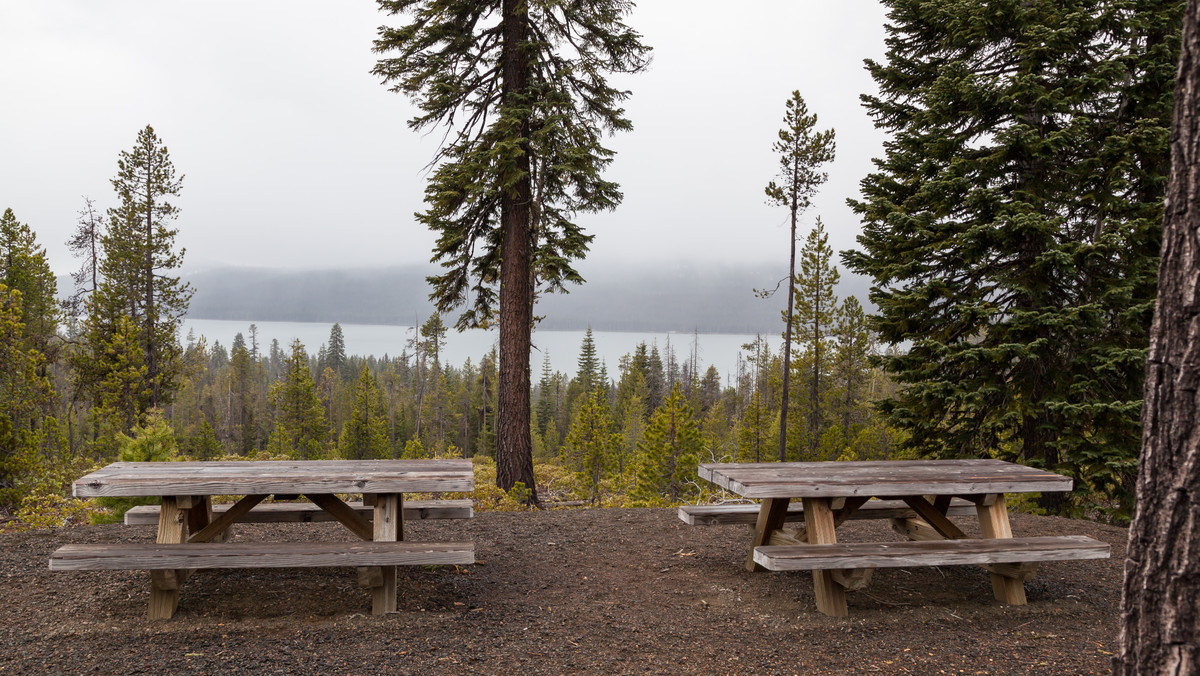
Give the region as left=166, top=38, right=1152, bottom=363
left=0, top=1, right=889, bottom=279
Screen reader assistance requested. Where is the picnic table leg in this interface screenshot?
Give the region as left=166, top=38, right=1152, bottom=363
left=149, top=496, right=187, bottom=619
left=371, top=493, right=401, bottom=615
left=975, top=494, right=1027, bottom=605
left=803, top=497, right=848, bottom=617
left=745, top=498, right=790, bottom=572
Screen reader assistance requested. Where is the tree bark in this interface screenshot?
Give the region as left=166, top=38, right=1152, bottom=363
left=1115, top=4, right=1200, bottom=672
left=496, top=0, right=539, bottom=505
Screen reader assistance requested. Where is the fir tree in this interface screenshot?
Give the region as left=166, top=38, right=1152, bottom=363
left=373, top=0, right=651, bottom=504
left=0, top=209, right=58, bottom=363
left=575, top=327, right=600, bottom=394
left=0, top=284, right=55, bottom=504
left=830, top=296, right=872, bottom=446
left=340, top=365, right=390, bottom=460
left=792, top=218, right=839, bottom=457
left=535, top=353, right=556, bottom=436
left=846, top=0, right=1183, bottom=513
left=326, top=323, right=347, bottom=377
left=763, top=91, right=836, bottom=462
left=267, top=340, right=327, bottom=459
left=564, top=389, right=621, bottom=505
left=636, top=383, right=701, bottom=503
left=229, top=342, right=259, bottom=455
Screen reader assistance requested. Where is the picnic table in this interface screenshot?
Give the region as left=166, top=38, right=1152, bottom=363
left=689, top=459, right=1110, bottom=617
left=49, top=459, right=475, bottom=619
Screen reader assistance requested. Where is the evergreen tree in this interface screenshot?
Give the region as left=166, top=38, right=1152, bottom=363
left=645, top=343, right=666, bottom=413
left=0, top=209, right=58, bottom=362
left=373, top=0, right=651, bottom=504
left=792, top=218, right=839, bottom=457
left=0, top=285, right=55, bottom=504
left=267, top=340, right=327, bottom=459
left=1116, top=3, right=1200, bottom=665
left=636, top=383, right=701, bottom=503
left=846, top=0, right=1183, bottom=513
left=564, top=388, right=621, bottom=505
left=88, top=125, right=192, bottom=412
left=326, top=323, right=347, bottom=377
left=65, top=198, right=104, bottom=331
left=535, top=353, right=556, bottom=436
left=763, top=91, right=836, bottom=462
left=736, top=389, right=773, bottom=463
left=88, top=315, right=151, bottom=457
left=340, top=365, right=390, bottom=460
left=229, top=342, right=259, bottom=455
left=830, top=296, right=872, bottom=446
left=575, top=327, right=600, bottom=394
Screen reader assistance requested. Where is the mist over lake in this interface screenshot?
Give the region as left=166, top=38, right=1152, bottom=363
left=182, top=318, right=770, bottom=382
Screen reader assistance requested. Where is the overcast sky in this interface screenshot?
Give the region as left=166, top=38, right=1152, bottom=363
left=0, top=1, right=890, bottom=280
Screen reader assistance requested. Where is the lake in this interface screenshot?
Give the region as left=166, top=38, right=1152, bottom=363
left=181, top=318, right=774, bottom=382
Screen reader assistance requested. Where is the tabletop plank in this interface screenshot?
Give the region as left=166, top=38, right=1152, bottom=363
left=73, top=460, right=475, bottom=498
left=698, top=459, right=1071, bottom=498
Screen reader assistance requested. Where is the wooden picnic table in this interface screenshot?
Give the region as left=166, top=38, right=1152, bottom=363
left=696, top=459, right=1110, bottom=617
left=51, top=459, right=475, bottom=619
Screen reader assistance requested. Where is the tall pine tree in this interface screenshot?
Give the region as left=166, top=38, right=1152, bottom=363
left=846, top=0, right=1182, bottom=514
left=792, top=217, right=839, bottom=457
left=85, top=125, right=192, bottom=417
left=763, top=91, right=836, bottom=462
left=373, top=0, right=651, bottom=504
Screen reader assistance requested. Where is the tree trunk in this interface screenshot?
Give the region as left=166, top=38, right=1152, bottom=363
left=496, top=0, right=539, bottom=505
left=779, top=209, right=797, bottom=463
left=144, top=161, right=158, bottom=408
left=1115, top=4, right=1200, bottom=671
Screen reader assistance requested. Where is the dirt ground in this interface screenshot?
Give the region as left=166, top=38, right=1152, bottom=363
left=0, top=507, right=1127, bottom=674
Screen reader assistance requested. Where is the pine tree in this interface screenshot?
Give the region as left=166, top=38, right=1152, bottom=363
left=846, top=0, right=1183, bottom=514
left=564, top=389, right=621, bottom=505
left=1116, top=2, right=1200, bottom=665
left=65, top=198, right=104, bottom=331
left=0, top=284, right=55, bottom=505
left=763, top=91, right=836, bottom=462
left=326, top=323, right=347, bottom=377
left=0, top=209, right=59, bottom=363
left=88, top=125, right=192, bottom=413
left=535, top=353, right=556, bottom=436
left=575, top=327, right=600, bottom=394
left=792, top=218, right=839, bottom=457
left=830, top=296, right=872, bottom=449
left=229, top=342, right=259, bottom=455
left=267, top=340, right=327, bottom=459
left=373, top=0, right=651, bottom=504
left=636, top=383, right=701, bottom=503
left=340, top=365, right=390, bottom=460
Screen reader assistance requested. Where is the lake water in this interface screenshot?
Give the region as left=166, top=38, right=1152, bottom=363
left=181, top=318, right=773, bottom=382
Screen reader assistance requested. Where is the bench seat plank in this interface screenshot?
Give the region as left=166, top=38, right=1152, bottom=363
left=50, top=541, right=474, bottom=571
left=679, top=498, right=976, bottom=526
left=123, top=499, right=473, bottom=525
left=753, top=535, right=1109, bottom=571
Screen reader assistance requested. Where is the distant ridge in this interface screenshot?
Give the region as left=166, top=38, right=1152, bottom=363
left=61, top=262, right=874, bottom=334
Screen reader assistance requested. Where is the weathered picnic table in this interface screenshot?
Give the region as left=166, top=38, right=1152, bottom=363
left=690, top=459, right=1110, bottom=617
left=49, top=459, right=475, bottom=619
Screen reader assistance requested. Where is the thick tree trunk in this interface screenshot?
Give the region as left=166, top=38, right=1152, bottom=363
left=496, top=0, right=539, bottom=505
left=1115, top=4, right=1200, bottom=672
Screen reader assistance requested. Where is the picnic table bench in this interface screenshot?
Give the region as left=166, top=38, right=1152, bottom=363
left=50, top=459, right=475, bottom=619
left=692, top=459, right=1110, bottom=617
